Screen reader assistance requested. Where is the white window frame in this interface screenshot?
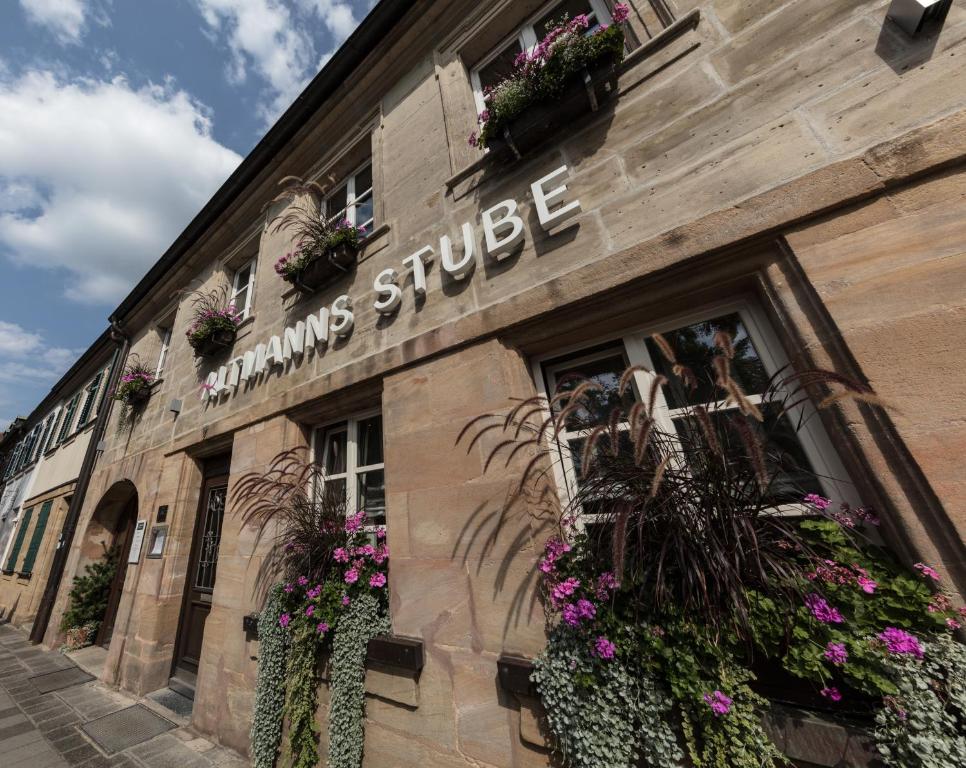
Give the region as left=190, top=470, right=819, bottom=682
left=324, top=160, right=374, bottom=233
left=156, top=326, right=173, bottom=379
left=531, top=299, right=859, bottom=518
left=230, top=259, right=256, bottom=321
left=313, top=409, right=386, bottom=532
left=470, top=0, right=614, bottom=117
left=41, top=408, right=61, bottom=455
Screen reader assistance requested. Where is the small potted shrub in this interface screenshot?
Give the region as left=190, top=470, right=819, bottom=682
left=186, top=288, right=241, bottom=357
left=114, top=358, right=154, bottom=407
left=469, top=4, right=630, bottom=157
left=270, top=179, right=366, bottom=293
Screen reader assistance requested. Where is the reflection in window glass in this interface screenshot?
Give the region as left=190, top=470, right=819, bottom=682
left=549, top=352, right=634, bottom=430
left=478, top=40, right=524, bottom=92
left=315, top=414, right=386, bottom=528
left=535, top=0, right=599, bottom=39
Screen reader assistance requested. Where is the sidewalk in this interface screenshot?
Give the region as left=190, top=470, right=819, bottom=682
left=0, top=624, right=248, bottom=768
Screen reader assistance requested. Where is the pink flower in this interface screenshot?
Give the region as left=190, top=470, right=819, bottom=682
left=914, top=563, right=941, bottom=581
left=595, top=572, right=619, bottom=600
left=821, top=687, right=842, bottom=702
left=561, top=603, right=580, bottom=627
left=947, top=618, right=961, bottom=630
left=611, top=2, right=630, bottom=24
left=376, top=529, right=386, bottom=540
left=468, top=132, right=478, bottom=148
left=305, top=605, right=315, bottom=617
left=551, top=577, right=580, bottom=606
left=824, top=642, right=848, bottom=665
left=278, top=613, right=291, bottom=628
left=370, top=572, right=387, bottom=588
left=805, top=594, right=844, bottom=624
left=333, top=547, right=349, bottom=563
left=345, top=511, right=366, bottom=534
left=283, top=583, right=294, bottom=593
left=878, top=627, right=924, bottom=659
left=592, top=636, right=616, bottom=660
left=576, top=599, right=596, bottom=620
left=703, top=690, right=732, bottom=717
left=341, top=595, right=351, bottom=606
left=804, top=493, right=831, bottom=510
left=317, top=622, right=329, bottom=634
left=857, top=576, right=877, bottom=594
left=297, top=576, right=308, bottom=586
left=478, top=109, right=490, bottom=123
left=344, top=568, right=359, bottom=584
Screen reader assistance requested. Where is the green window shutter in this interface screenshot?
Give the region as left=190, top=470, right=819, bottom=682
left=5, top=507, right=33, bottom=572
left=57, top=394, right=80, bottom=443
left=77, top=372, right=103, bottom=427
left=21, top=500, right=52, bottom=574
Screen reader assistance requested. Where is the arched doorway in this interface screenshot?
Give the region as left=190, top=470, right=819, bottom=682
left=76, top=480, right=138, bottom=648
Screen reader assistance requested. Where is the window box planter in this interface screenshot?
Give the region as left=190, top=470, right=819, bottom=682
left=284, top=242, right=357, bottom=294
left=190, top=327, right=237, bottom=358
left=488, top=63, right=619, bottom=160
left=122, top=387, right=152, bottom=408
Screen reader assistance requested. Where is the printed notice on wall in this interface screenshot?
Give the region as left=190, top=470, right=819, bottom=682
left=128, top=520, right=147, bottom=564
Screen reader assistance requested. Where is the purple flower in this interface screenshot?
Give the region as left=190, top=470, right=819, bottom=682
left=611, top=2, right=630, bottom=24
left=344, top=568, right=359, bottom=585
left=857, top=575, right=877, bottom=594
left=576, top=599, right=596, bottom=620
left=344, top=511, right=366, bottom=534
left=561, top=603, right=580, bottom=627
left=595, top=572, right=619, bottom=600
left=592, top=636, right=616, bottom=660
left=478, top=109, right=490, bottom=123
left=824, top=642, right=848, bottom=665
left=914, top=563, right=941, bottom=581
left=878, top=627, right=924, bottom=659
left=317, top=622, right=329, bottom=634
left=341, top=595, right=350, bottom=606
left=821, top=687, right=842, bottom=702
left=278, top=613, right=291, bottom=629
left=805, top=593, right=844, bottom=624
left=305, top=605, right=315, bottom=617
left=370, top=572, right=387, bottom=588
left=468, top=132, right=478, bottom=148
left=283, top=583, right=294, bottom=594
left=551, top=577, right=580, bottom=606
left=804, top=493, right=831, bottom=510
left=333, top=547, right=349, bottom=563
left=297, top=576, right=308, bottom=586
left=703, top=690, right=732, bottom=717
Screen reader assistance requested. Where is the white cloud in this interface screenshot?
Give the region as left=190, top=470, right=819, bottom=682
left=0, top=321, right=79, bottom=428
left=193, top=0, right=316, bottom=124
left=19, top=0, right=88, bottom=44
left=0, top=70, right=242, bottom=305
left=297, top=0, right=358, bottom=43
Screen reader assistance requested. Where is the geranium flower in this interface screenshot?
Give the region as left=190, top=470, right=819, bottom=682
left=317, top=622, right=329, bottom=635
left=914, top=562, right=941, bottom=581
left=821, top=687, right=842, bottom=702
left=703, top=690, right=732, bottom=716
left=333, top=547, right=349, bottom=563
left=278, top=613, right=291, bottom=629
left=824, top=642, right=848, bottom=665
left=612, top=2, right=630, bottom=24
left=804, top=493, right=831, bottom=510
left=370, top=572, right=387, bottom=588
left=878, top=627, right=924, bottom=659
left=592, top=636, right=616, bottom=660
left=297, top=575, right=309, bottom=586
left=576, top=599, right=596, bottom=620
left=305, top=605, right=315, bottom=617
left=805, top=593, right=844, bottom=624
left=551, top=577, right=580, bottom=605
left=341, top=595, right=351, bottom=606
left=561, top=603, right=580, bottom=627
left=283, top=583, right=294, bottom=593
left=344, top=568, right=359, bottom=584
left=947, top=618, right=961, bottom=630
left=856, top=575, right=877, bottom=594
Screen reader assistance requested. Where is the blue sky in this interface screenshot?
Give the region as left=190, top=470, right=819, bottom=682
left=0, top=0, right=373, bottom=429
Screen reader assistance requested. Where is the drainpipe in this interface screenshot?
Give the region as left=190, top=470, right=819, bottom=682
left=29, top=320, right=130, bottom=644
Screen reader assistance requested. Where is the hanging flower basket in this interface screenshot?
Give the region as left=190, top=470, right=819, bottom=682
left=487, top=63, right=619, bottom=159
left=122, top=386, right=152, bottom=407
left=275, top=219, right=363, bottom=295
left=114, top=358, right=155, bottom=408
left=190, top=327, right=237, bottom=357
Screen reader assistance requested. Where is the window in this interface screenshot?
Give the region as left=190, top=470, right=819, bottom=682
left=4, top=440, right=25, bottom=479
left=231, top=259, right=256, bottom=321
left=315, top=413, right=386, bottom=528
left=35, top=414, right=57, bottom=461
left=324, top=162, right=374, bottom=236
left=20, top=426, right=41, bottom=469
left=57, top=393, right=81, bottom=444
left=156, top=326, right=173, bottom=379
left=77, top=371, right=104, bottom=428
left=534, top=304, right=855, bottom=512
left=4, top=506, right=32, bottom=572
left=20, top=499, right=52, bottom=575
left=471, top=0, right=614, bottom=116
left=42, top=409, right=63, bottom=455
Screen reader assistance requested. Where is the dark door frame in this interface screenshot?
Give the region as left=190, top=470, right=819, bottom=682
left=95, top=496, right=138, bottom=648
left=171, top=459, right=230, bottom=683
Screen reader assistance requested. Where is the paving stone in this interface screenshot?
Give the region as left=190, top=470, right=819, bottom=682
left=0, top=725, right=46, bottom=750
left=0, top=718, right=37, bottom=739
left=61, top=743, right=103, bottom=765
left=46, top=723, right=82, bottom=742
left=52, top=732, right=92, bottom=753
left=39, top=713, right=84, bottom=733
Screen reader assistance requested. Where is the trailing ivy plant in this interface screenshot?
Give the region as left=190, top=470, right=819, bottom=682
left=464, top=326, right=966, bottom=768
left=327, top=593, right=390, bottom=768
left=250, top=584, right=289, bottom=768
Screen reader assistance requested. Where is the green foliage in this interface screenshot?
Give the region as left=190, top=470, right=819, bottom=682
left=59, top=548, right=118, bottom=633
left=250, top=584, right=289, bottom=768
left=874, top=633, right=966, bottom=768
left=327, top=593, right=390, bottom=768
left=285, top=618, right=324, bottom=768
left=532, top=624, right=682, bottom=768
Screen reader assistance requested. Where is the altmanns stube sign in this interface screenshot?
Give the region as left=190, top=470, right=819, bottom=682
left=201, top=165, right=581, bottom=402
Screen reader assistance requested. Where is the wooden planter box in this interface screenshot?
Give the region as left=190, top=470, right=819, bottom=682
left=191, top=327, right=237, bottom=358
left=287, top=242, right=357, bottom=293
left=122, top=387, right=151, bottom=407
left=488, top=62, right=619, bottom=160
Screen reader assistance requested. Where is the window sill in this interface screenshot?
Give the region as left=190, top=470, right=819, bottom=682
left=234, top=315, right=256, bottom=344
left=1, top=569, right=15, bottom=577
left=445, top=9, right=702, bottom=195
left=16, top=571, right=32, bottom=580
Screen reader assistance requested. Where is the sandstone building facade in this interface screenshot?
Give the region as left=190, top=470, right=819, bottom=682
left=25, top=1, right=966, bottom=765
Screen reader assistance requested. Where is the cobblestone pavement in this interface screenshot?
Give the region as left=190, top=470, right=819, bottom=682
left=0, top=624, right=248, bottom=768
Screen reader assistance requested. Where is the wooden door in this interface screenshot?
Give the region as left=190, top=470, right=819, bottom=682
left=172, top=474, right=228, bottom=679
left=96, top=499, right=137, bottom=648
